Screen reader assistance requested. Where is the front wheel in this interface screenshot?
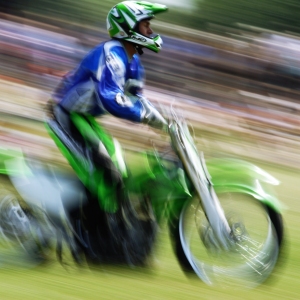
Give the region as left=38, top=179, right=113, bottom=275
left=173, top=192, right=283, bottom=288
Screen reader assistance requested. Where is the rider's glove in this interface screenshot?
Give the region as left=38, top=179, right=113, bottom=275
left=140, top=97, right=168, bottom=132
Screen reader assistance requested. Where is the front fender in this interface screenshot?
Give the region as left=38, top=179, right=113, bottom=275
left=206, top=158, right=283, bottom=213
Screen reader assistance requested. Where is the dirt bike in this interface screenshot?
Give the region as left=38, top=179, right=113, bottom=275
left=0, top=107, right=284, bottom=288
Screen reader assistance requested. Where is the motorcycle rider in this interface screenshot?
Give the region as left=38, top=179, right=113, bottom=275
left=46, top=1, right=168, bottom=214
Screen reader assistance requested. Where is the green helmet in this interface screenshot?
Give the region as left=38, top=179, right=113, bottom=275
left=106, top=1, right=168, bottom=53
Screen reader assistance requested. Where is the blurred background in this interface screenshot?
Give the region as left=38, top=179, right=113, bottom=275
left=0, top=0, right=300, bottom=167
left=0, top=0, right=300, bottom=299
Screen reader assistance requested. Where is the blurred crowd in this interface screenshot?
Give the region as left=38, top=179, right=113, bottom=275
left=0, top=11, right=300, bottom=168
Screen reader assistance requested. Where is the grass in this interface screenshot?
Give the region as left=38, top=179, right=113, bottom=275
left=0, top=161, right=298, bottom=299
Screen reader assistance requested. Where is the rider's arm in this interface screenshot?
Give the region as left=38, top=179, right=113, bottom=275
left=97, top=42, right=167, bottom=131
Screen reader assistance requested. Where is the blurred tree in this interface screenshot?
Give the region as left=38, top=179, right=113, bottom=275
left=197, top=0, right=300, bottom=33
left=1, top=0, right=299, bottom=34
left=0, top=0, right=30, bottom=17
left=0, top=0, right=113, bottom=25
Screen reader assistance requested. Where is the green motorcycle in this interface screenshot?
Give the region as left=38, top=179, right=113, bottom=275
left=0, top=107, right=283, bottom=288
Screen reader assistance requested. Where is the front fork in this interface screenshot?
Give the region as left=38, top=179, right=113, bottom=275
left=187, top=160, right=232, bottom=250
left=177, top=141, right=232, bottom=250
left=169, top=118, right=232, bottom=250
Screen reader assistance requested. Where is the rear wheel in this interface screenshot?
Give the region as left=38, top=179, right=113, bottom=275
left=174, top=192, right=283, bottom=288
left=0, top=193, right=54, bottom=269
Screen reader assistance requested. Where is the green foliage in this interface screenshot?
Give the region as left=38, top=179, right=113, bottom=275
left=1, top=0, right=300, bottom=35
left=197, top=0, right=300, bottom=33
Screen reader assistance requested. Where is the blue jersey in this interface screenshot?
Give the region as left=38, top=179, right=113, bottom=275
left=53, top=40, right=145, bottom=123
